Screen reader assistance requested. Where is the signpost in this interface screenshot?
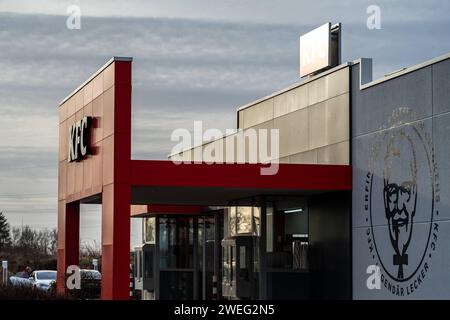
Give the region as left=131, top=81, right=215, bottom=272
left=1, top=260, right=7, bottom=285
left=92, top=259, right=98, bottom=271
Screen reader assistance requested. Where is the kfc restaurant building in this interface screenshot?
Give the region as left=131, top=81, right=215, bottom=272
left=57, top=23, right=450, bottom=300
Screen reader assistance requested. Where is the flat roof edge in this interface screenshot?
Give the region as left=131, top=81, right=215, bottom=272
left=354, top=51, right=450, bottom=90
left=58, top=56, right=133, bottom=107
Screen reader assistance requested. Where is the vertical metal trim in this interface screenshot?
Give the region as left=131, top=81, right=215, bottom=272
left=193, top=217, right=199, bottom=299
left=202, top=217, right=206, bottom=300
left=214, top=211, right=221, bottom=299
left=327, top=22, right=332, bottom=67
left=154, top=215, right=160, bottom=300
left=259, top=198, right=267, bottom=299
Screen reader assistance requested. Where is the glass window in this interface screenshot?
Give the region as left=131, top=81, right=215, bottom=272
left=229, top=207, right=237, bottom=236
left=266, top=204, right=274, bottom=252
left=236, top=206, right=252, bottom=234
left=81, top=270, right=101, bottom=280
left=253, top=237, right=260, bottom=273
left=159, top=217, right=194, bottom=269
left=198, top=217, right=204, bottom=270
left=144, top=250, right=153, bottom=279
left=36, top=271, right=56, bottom=280
left=204, top=217, right=215, bottom=241
left=266, top=198, right=309, bottom=271
left=135, top=253, right=141, bottom=278
left=239, top=246, right=246, bottom=269
left=231, top=246, right=235, bottom=282
left=144, top=217, right=156, bottom=243
left=222, top=246, right=230, bottom=284
left=159, top=218, right=169, bottom=269
left=253, top=207, right=261, bottom=236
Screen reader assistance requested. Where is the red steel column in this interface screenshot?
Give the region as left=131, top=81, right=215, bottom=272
left=56, top=201, right=80, bottom=295
left=101, top=60, right=132, bottom=299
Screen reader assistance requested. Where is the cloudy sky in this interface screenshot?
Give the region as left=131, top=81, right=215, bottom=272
left=1, top=0, right=450, bottom=248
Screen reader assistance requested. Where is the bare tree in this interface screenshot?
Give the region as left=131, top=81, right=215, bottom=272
left=49, top=228, right=57, bottom=256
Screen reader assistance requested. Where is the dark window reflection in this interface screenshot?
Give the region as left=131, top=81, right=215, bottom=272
left=159, top=217, right=194, bottom=269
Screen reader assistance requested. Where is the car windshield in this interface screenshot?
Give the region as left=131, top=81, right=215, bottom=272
left=81, top=270, right=101, bottom=280
left=36, top=272, right=57, bottom=280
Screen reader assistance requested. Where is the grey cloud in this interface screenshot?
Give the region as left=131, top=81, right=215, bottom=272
left=2, top=0, right=449, bottom=25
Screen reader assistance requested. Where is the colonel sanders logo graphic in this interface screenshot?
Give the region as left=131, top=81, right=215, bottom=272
left=364, top=107, right=440, bottom=296
left=383, top=133, right=418, bottom=279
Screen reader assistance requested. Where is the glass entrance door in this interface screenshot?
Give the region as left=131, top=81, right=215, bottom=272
left=156, top=212, right=224, bottom=300
left=159, top=216, right=195, bottom=299
left=199, top=215, right=215, bottom=300
left=200, top=212, right=224, bottom=300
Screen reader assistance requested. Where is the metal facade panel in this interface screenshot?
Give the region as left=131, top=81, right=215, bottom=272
left=351, top=64, right=433, bottom=138
left=351, top=58, right=449, bottom=299
left=432, top=58, right=450, bottom=115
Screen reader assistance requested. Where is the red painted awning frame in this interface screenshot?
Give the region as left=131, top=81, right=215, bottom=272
left=131, top=160, right=352, bottom=191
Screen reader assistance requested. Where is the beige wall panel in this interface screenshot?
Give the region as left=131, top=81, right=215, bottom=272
left=192, top=145, right=203, bottom=162
left=308, top=67, right=349, bottom=106
left=290, top=84, right=309, bottom=112
left=171, top=148, right=193, bottom=163
left=308, top=76, right=327, bottom=106
left=224, top=132, right=238, bottom=163
left=252, top=120, right=275, bottom=163
left=242, top=98, right=274, bottom=128
left=279, top=156, right=290, bottom=164
left=308, top=100, right=327, bottom=149
left=203, top=139, right=226, bottom=163
left=327, top=67, right=349, bottom=98
left=289, top=149, right=318, bottom=164
left=309, top=92, right=349, bottom=150
left=274, top=84, right=308, bottom=118
left=317, top=141, right=349, bottom=165
left=273, top=92, right=288, bottom=118
left=251, top=119, right=274, bottom=131
left=326, top=93, right=349, bottom=145
left=274, top=108, right=309, bottom=158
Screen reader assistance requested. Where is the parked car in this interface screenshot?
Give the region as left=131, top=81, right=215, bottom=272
left=81, top=269, right=101, bottom=296
left=68, top=269, right=101, bottom=299
left=9, top=272, right=33, bottom=287
left=28, top=270, right=57, bottom=291
left=9, top=270, right=57, bottom=291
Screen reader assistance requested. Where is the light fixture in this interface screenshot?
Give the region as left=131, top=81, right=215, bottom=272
left=284, top=208, right=303, bottom=214
left=292, top=234, right=308, bottom=238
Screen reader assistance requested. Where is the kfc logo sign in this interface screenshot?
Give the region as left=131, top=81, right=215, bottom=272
left=68, top=116, right=93, bottom=162
left=299, top=23, right=331, bottom=77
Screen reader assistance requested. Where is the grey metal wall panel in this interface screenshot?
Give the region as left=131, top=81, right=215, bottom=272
left=432, top=59, right=450, bottom=115
left=352, top=118, right=435, bottom=229
left=351, top=59, right=448, bottom=299
left=353, top=220, right=450, bottom=299
left=309, top=192, right=351, bottom=299
left=351, top=65, right=433, bottom=138
left=433, top=113, right=450, bottom=223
